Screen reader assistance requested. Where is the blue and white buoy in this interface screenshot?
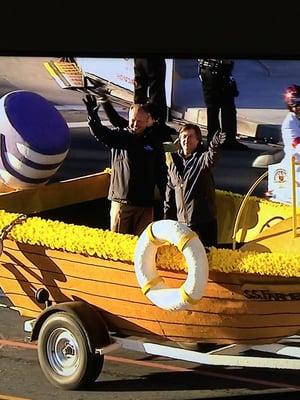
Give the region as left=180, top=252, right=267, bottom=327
left=0, top=90, right=70, bottom=189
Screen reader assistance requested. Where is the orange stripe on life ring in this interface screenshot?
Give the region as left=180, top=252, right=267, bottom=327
left=179, top=285, right=198, bottom=305
left=177, top=232, right=198, bottom=252
left=146, top=223, right=166, bottom=246
left=142, top=276, right=164, bottom=295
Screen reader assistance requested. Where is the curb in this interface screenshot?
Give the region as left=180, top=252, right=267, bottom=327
left=184, top=107, right=282, bottom=143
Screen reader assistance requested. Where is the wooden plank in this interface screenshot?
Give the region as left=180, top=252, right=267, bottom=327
left=0, top=172, right=110, bottom=214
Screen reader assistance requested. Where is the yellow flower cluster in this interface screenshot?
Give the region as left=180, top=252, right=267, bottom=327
left=0, top=210, right=137, bottom=262
left=207, top=247, right=300, bottom=277
left=103, top=167, right=112, bottom=174
left=157, top=244, right=188, bottom=271
left=0, top=210, right=21, bottom=228
left=156, top=245, right=300, bottom=277
left=0, top=210, right=299, bottom=277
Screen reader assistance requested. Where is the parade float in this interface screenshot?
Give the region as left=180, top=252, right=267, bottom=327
left=0, top=90, right=299, bottom=390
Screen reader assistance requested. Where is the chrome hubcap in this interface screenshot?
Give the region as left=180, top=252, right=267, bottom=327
left=47, top=328, right=80, bottom=376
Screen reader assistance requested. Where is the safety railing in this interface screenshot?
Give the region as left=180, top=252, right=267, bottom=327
left=232, top=171, right=268, bottom=250
left=291, top=156, right=300, bottom=238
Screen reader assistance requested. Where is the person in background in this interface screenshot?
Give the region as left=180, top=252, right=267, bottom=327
left=265, top=85, right=300, bottom=204
left=281, top=84, right=300, bottom=162
left=83, top=94, right=167, bottom=236
left=134, top=58, right=167, bottom=122
left=133, top=58, right=177, bottom=142
left=164, top=123, right=226, bottom=247
left=198, top=59, right=248, bottom=150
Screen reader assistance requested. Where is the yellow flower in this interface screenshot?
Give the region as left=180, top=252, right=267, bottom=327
left=0, top=209, right=299, bottom=277
left=207, top=247, right=300, bottom=277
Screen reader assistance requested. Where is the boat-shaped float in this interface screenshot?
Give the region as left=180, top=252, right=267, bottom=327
left=0, top=90, right=299, bottom=389
left=0, top=169, right=299, bottom=346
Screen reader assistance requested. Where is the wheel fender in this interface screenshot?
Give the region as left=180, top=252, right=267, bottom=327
left=31, top=301, right=110, bottom=351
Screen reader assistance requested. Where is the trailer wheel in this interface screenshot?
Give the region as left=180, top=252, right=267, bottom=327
left=37, top=312, right=104, bottom=390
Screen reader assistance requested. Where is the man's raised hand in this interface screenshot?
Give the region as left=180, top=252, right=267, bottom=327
left=83, top=94, right=100, bottom=120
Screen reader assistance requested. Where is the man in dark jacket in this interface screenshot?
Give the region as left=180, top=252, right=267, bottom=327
left=164, top=123, right=226, bottom=247
left=83, top=94, right=167, bottom=236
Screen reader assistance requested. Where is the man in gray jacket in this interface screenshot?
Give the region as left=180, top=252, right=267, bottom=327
left=164, top=123, right=225, bottom=247
left=83, top=94, right=167, bottom=236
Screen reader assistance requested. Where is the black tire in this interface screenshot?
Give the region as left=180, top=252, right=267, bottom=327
left=37, top=312, right=104, bottom=390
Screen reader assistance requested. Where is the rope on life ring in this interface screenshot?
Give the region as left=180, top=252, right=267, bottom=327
left=134, top=220, right=209, bottom=311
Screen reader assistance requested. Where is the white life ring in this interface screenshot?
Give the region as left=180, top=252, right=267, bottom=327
left=134, top=220, right=209, bottom=311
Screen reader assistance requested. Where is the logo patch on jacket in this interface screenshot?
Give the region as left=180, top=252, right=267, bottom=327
left=144, top=145, right=154, bottom=151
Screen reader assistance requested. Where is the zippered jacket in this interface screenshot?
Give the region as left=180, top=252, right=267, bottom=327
left=164, top=141, right=220, bottom=225
left=88, top=118, right=167, bottom=207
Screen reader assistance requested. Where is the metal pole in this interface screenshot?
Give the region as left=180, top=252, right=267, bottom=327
left=232, top=171, right=268, bottom=250
left=291, top=156, right=297, bottom=238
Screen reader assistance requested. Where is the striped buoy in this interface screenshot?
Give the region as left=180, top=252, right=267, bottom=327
left=0, top=90, right=70, bottom=189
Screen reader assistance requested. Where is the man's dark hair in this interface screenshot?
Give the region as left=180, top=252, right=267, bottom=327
left=129, top=102, right=160, bottom=120
left=179, top=123, right=202, bottom=141
left=129, top=103, right=151, bottom=115
left=143, top=102, right=160, bottom=121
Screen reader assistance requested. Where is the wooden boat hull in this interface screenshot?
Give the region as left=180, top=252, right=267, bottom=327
left=1, top=238, right=299, bottom=345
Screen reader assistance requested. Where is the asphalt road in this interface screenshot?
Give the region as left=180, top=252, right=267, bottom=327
left=0, top=306, right=299, bottom=400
